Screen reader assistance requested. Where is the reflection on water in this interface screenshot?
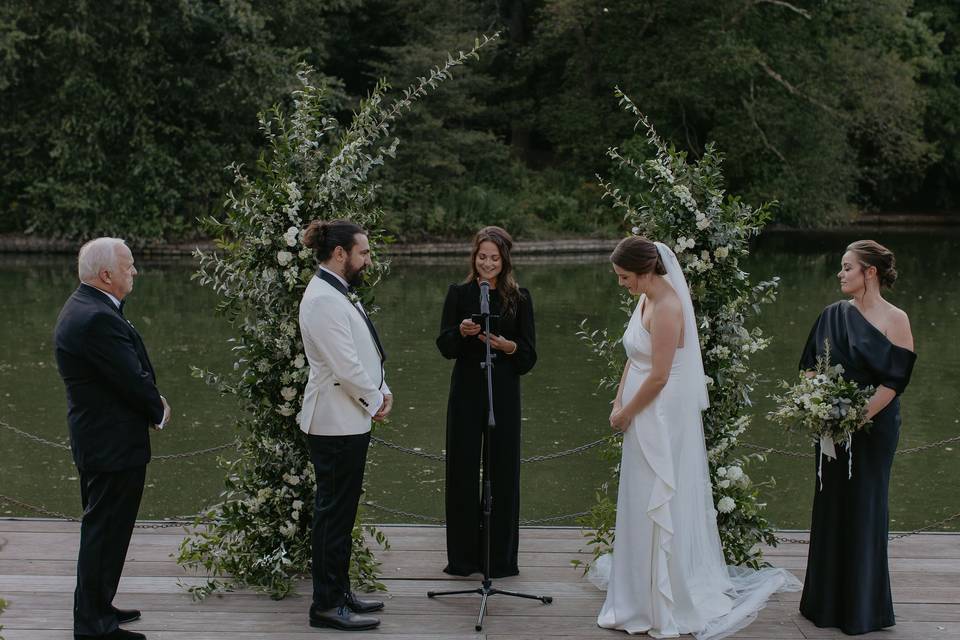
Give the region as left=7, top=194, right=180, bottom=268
left=1, top=229, right=957, bottom=530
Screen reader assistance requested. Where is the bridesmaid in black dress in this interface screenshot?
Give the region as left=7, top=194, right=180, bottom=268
left=798, top=240, right=917, bottom=635
left=436, top=226, right=537, bottom=578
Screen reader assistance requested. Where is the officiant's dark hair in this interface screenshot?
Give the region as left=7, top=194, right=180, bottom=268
left=303, top=219, right=365, bottom=262
left=847, top=239, right=897, bottom=288
left=611, top=236, right=667, bottom=276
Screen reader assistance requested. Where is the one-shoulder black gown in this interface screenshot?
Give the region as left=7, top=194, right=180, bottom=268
left=436, top=281, right=537, bottom=578
left=798, top=301, right=917, bottom=635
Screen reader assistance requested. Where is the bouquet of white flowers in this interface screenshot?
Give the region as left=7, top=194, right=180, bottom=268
left=768, top=340, right=874, bottom=489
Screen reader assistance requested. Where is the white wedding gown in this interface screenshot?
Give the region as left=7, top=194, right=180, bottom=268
left=590, top=295, right=800, bottom=639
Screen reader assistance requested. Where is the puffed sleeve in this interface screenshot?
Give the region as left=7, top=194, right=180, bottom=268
left=436, top=284, right=464, bottom=359
left=511, top=288, right=537, bottom=376
left=862, top=341, right=917, bottom=395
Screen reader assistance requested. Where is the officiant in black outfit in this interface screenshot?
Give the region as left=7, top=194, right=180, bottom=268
left=55, top=238, right=170, bottom=640
left=798, top=240, right=916, bottom=636
left=436, top=226, right=537, bottom=578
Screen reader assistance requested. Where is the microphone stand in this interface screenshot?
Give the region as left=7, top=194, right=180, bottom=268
left=427, top=281, right=552, bottom=631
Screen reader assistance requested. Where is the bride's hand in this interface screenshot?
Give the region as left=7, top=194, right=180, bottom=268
left=610, top=407, right=631, bottom=433
left=609, top=400, right=622, bottom=420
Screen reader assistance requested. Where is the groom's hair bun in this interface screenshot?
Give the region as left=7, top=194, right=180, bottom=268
left=302, top=219, right=365, bottom=262
left=611, top=235, right=667, bottom=276
left=847, top=239, right=897, bottom=288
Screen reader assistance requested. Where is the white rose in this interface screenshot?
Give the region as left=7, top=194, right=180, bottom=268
left=284, top=226, right=299, bottom=247
left=277, top=251, right=293, bottom=266
left=714, top=246, right=729, bottom=259
left=293, top=354, right=305, bottom=369
left=726, top=466, right=743, bottom=481
left=280, top=387, right=297, bottom=402
left=282, top=473, right=301, bottom=486
left=278, top=404, right=295, bottom=417
left=718, top=479, right=731, bottom=489
left=716, top=467, right=727, bottom=477
left=292, top=500, right=304, bottom=511
left=717, top=496, right=736, bottom=513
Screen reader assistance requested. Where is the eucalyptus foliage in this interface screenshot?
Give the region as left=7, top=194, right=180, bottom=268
left=176, top=35, right=498, bottom=599
left=578, top=89, right=780, bottom=569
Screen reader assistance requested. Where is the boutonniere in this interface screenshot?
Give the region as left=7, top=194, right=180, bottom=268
left=347, top=291, right=361, bottom=305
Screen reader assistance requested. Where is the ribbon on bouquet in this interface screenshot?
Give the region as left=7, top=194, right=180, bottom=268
left=817, top=434, right=854, bottom=491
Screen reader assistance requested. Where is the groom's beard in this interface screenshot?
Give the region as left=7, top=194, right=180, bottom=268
left=345, top=264, right=365, bottom=289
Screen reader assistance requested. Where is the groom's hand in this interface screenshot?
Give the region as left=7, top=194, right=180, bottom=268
left=373, top=393, right=393, bottom=422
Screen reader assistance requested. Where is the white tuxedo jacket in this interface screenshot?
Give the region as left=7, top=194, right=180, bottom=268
left=298, top=275, right=389, bottom=436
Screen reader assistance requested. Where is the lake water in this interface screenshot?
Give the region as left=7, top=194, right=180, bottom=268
left=1, top=230, right=958, bottom=532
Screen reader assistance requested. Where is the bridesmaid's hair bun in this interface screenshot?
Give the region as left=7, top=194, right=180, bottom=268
left=611, top=235, right=667, bottom=276
left=302, top=219, right=365, bottom=261
left=847, top=239, right=897, bottom=288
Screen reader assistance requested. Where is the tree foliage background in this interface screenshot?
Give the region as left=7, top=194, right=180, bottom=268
left=1, top=0, right=957, bottom=241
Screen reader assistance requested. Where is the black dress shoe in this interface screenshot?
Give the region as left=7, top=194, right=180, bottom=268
left=75, top=628, right=146, bottom=640
left=345, top=592, right=384, bottom=614
left=112, top=607, right=142, bottom=624
left=309, top=605, right=380, bottom=631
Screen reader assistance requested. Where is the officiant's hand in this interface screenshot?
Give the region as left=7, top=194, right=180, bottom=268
left=610, top=407, right=632, bottom=433
left=373, top=393, right=393, bottom=422
left=460, top=318, right=482, bottom=337
left=480, top=332, right=517, bottom=354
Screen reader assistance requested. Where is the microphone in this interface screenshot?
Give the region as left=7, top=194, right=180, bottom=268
left=479, top=279, right=490, bottom=316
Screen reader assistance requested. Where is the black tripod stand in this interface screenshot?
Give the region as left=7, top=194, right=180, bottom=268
left=427, top=282, right=552, bottom=631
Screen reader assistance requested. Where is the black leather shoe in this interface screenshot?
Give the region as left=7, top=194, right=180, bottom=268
left=345, top=592, right=384, bottom=614
left=112, top=607, right=142, bottom=624
left=75, top=628, right=146, bottom=640
left=309, top=605, right=380, bottom=631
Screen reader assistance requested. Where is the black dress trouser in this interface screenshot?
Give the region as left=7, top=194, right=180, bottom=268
left=308, top=432, right=370, bottom=610
left=74, top=465, right=146, bottom=636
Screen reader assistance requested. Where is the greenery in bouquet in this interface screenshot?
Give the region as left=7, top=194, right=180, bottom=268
left=768, top=339, right=873, bottom=445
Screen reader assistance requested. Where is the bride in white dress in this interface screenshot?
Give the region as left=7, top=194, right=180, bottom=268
left=590, top=236, right=800, bottom=639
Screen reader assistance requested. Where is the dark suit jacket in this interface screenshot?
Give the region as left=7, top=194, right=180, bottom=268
left=54, top=284, right=165, bottom=472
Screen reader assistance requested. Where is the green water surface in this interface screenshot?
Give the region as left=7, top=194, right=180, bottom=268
left=1, top=230, right=957, bottom=531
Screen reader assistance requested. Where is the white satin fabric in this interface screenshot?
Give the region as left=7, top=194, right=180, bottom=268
left=590, top=283, right=800, bottom=639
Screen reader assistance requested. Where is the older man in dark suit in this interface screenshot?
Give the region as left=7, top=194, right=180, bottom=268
left=54, top=237, right=170, bottom=640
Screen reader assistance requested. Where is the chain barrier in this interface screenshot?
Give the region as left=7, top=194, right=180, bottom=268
left=4, top=490, right=957, bottom=539
left=1, top=418, right=238, bottom=462
left=775, top=509, right=960, bottom=545
left=0, top=493, right=192, bottom=529
left=741, top=433, right=960, bottom=459
left=153, top=440, right=239, bottom=461
left=0, top=419, right=71, bottom=450
left=370, top=434, right=617, bottom=465
left=360, top=500, right=590, bottom=526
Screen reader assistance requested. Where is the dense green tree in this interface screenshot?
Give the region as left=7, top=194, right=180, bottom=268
left=0, top=0, right=357, bottom=240
left=915, top=0, right=960, bottom=210
left=527, top=0, right=942, bottom=225
left=0, top=0, right=955, bottom=240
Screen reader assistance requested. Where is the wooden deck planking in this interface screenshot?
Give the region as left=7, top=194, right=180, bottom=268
left=1, top=520, right=958, bottom=639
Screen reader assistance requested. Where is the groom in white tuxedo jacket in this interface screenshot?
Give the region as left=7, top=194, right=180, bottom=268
left=298, top=219, right=392, bottom=632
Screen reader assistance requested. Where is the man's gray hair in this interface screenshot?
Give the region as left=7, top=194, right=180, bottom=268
left=78, top=237, right=127, bottom=283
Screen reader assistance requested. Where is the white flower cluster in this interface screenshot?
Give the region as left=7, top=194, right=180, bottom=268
left=672, top=184, right=698, bottom=214
left=717, top=496, right=736, bottom=514
left=674, top=236, right=696, bottom=254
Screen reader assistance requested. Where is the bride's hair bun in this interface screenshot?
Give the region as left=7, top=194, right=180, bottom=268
left=611, top=235, right=667, bottom=276
left=847, top=240, right=897, bottom=288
